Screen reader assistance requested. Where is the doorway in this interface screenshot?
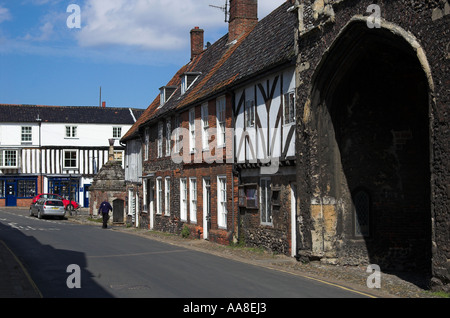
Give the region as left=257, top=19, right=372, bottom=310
left=311, top=21, right=432, bottom=272
left=5, top=181, right=17, bottom=207
left=113, top=199, right=124, bottom=223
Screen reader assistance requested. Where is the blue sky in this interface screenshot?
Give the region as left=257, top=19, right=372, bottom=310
left=0, top=0, right=286, bottom=109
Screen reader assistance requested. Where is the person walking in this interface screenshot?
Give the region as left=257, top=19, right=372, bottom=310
left=98, top=200, right=112, bottom=229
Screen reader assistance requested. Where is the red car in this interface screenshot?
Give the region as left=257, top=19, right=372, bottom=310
left=32, top=194, right=80, bottom=211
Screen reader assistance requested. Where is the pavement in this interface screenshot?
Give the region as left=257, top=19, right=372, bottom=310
left=0, top=239, right=42, bottom=298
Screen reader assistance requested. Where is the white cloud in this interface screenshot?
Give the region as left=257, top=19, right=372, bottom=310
left=0, top=5, right=12, bottom=24
left=77, top=0, right=226, bottom=50
left=77, top=0, right=286, bottom=50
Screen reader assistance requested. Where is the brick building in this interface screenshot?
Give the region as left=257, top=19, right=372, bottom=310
left=121, top=0, right=449, bottom=291
left=122, top=0, right=299, bottom=249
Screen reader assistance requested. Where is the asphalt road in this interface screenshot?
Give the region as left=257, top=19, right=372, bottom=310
left=0, top=208, right=369, bottom=299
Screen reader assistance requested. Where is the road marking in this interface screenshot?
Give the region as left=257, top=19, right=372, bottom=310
left=266, top=266, right=378, bottom=298
left=87, top=249, right=189, bottom=259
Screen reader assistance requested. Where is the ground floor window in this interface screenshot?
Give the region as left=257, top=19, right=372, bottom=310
left=156, top=177, right=162, bottom=215
left=48, top=177, right=79, bottom=202
left=180, top=178, right=187, bottom=221
left=0, top=177, right=37, bottom=198
left=217, top=176, right=227, bottom=229
left=190, top=178, right=197, bottom=223
left=0, top=180, right=4, bottom=198
left=165, top=177, right=171, bottom=216
left=260, top=178, right=272, bottom=225
left=18, top=179, right=37, bottom=198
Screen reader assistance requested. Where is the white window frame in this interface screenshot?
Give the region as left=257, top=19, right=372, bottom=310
left=174, top=116, right=181, bottom=154
left=189, top=108, right=196, bottom=153
left=165, top=177, right=171, bottom=216
left=180, top=178, right=188, bottom=221
left=217, top=176, right=227, bottom=229
left=201, top=103, right=209, bottom=150
left=283, top=92, right=296, bottom=125
left=63, top=150, right=78, bottom=169
left=181, top=73, right=200, bottom=95
left=0, top=149, right=19, bottom=168
left=144, top=127, right=150, bottom=161
left=113, top=127, right=122, bottom=139
left=65, top=126, right=77, bottom=139
left=189, top=177, right=197, bottom=223
left=156, top=177, right=162, bottom=215
left=216, top=96, right=226, bottom=147
left=260, top=178, right=272, bottom=226
left=21, top=126, right=32, bottom=143
left=157, top=122, right=163, bottom=158
left=113, top=151, right=123, bottom=164
left=165, top=119, right=171, bottom=157
left=244, top=99, right=255, bottom=128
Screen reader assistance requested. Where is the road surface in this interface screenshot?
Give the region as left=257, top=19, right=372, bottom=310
left=0, top=208, right=371, bottom=299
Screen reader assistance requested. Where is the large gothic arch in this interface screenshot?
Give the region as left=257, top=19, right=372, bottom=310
left=303, top=17, right=435, bottom=274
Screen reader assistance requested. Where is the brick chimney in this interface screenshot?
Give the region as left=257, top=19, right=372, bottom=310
left=228, top=0, right=258, bottom=43
left=190, top=27, right=204, bottom=60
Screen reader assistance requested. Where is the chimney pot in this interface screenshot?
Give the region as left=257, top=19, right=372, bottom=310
left=190, top=27, right=204, bottom=60
left=102, top=101, right=106, bottom=108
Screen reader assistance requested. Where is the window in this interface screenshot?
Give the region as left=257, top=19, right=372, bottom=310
left=189, top=108, right=196, bottom=153
left=160, top=86, right=176, bottom=106
left=63, top=150, right=78, bottom=169
left=283, top=92, right=296, bottom=125
left=66, top=126, right=77, bottom=138
left=181, top=72, right=200, bottom=95
left=174, top=116, right=181, bottom=154
left=157, top=122, right=163, bottom=158
left=156, top=177, right=162, bottom=215
left=0, top=150, right=18, bottom=168
left=190, top=178, right=197, bottom=223
left=21, top=126, right=32, bottom=143
left=113, top=151, right=123, bottom=164
left=18, top=179, right=36, bottom=198
left=260, top=178, right=272, bottom=225
left=113, top=127, right=122, bottom=139
left=165, top=177, right=171, bottom=215
left=216, top=97, right=226, bottom=147
left=180, top=178, right=187, bottom=221
left=144, top=127, right=150, bottom=161
left=217, top=176, right=227, bottom=229
left=201, top=103, right=209, bottom=150
left=353, top=189, right=371, bottom=237
left=0, top=180, right=4, bottom=197
left=166, top=119, right=171, bottom=156
left=245, top=100, right=255, bottom=128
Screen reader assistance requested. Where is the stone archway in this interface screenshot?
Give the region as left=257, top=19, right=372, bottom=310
left=307, top=18, right=434, bottom=273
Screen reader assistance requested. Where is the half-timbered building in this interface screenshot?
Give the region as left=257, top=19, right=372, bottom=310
left=122, top=0, right=298, bottom=252
left=0, top=104, right=143, bottom=208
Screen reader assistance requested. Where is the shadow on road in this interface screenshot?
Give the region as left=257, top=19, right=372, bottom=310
left=0, top=221, right=114, bottom=298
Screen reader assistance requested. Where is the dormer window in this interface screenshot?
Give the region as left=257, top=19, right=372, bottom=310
left=180, top=72, right=201, bottom=95
left=160, top=86, right=177, bottom=107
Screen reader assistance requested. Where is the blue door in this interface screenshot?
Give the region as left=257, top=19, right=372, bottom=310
left=5, top=181, right=17, bottom=207
left=84, top=184, right=91, bottom=208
